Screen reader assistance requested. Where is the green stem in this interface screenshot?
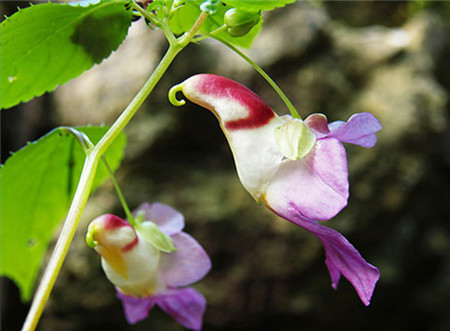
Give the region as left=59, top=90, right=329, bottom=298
left=101, top=155, right=135, bottom=226
left=21, top=11, right=209, bottom=331
left=203, top=24, right=227, bottom=39
left=209, top=35, right=301, bottom=119
left=131, top=0, right=176, bottom=44
left=21, top=151, right=99, bottom=331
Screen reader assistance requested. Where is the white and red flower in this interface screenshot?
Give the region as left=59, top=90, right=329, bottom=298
left=87, top=202, right=211, bottom=330
left=171, top=74, right=382, bottom=305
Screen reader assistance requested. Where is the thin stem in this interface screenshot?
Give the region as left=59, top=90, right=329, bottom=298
left=94, top=46, right=180, bottom=158
left=209, top=35, right=301, bottom=119
left=21, top=152, right=99, bottom=331
left=202, top=24, right=227, bottom=40
left=131, top=0, right=176, bottom=44
left=21, top=10, right=209, bottom=331
left=101, top=155, right=135, bottom=226
left=94, top=12, right=208, bottom=158
left=179, top=11, right=208, bottom=46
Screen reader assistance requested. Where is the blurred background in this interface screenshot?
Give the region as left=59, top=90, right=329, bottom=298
left=2, top=1, right=450, bottom=330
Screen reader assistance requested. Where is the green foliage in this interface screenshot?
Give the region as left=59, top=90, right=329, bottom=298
left=166, top=0, right=294, bottom=48
left=0, top=0, right=133, bottom=109
left=0, top=127, right=126, bottom=301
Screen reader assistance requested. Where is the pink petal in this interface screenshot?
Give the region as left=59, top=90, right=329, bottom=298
left=155, top=287, right=207, bottom=331
left=277, top=206, right=379, bottom=306
left=304, top=113, right=330, bottom=138
left=327, top=112, right=382, bottom=148
left=133, top=202, right=184, bottom=236
left=159, top=232, right=211, bottom=287
left=265, top=137, right=349, bottom=221
left=116, top=290, right=156, bottom=324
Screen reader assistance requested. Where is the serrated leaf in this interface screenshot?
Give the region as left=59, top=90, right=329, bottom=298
left=135, top=221, right=176, bottom=253
left=0, top=0, right=133, bottom=109
left=0, top=126, right=126, bottom=301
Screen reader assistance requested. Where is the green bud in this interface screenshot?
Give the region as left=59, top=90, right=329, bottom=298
left=224, top=8, right=261, bottom=37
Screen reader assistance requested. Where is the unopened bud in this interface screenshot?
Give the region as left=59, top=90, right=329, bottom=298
left=224, top=8, right=261, bottom=37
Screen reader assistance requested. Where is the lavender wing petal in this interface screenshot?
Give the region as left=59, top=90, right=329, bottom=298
left=159, top=232, right=211, bottom=287
left=156, top=287, right=207, bottom=331
left=327, top=112, right=382, bottom=148
left=283, top=207, right=380, bottom=306
left=134, top=202, right=185, bottom=235
left=265, top=138, right=349, bottom=221
left=116, top=290, right=156, bottom=324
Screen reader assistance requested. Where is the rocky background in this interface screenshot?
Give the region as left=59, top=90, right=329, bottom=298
left=2, top=1, right=450, bottom=331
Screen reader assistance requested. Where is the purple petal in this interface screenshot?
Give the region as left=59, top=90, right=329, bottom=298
left=116, top=290, right=156, bottom=324
left=159, top=232, right=211, bottom=287
left=134, top=202, right=184, bottom=236
left=327, top=113, right=382, bottom=148
left=278, top=206, right=379, bottom=306
left=265, top=137, right=349, bottom=221
left=155, top=287, right=207, bottom=331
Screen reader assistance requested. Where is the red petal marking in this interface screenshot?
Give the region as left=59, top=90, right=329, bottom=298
left=103, top=214, right=130, bottom=230
left=195, top=74, right=275, bottom=130
left=101, top=215, right=138, bottom=252
left=122, top=236, right=139, bottom=252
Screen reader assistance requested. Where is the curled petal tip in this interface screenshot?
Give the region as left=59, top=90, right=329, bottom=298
left=169, top=84, right=186, bottom=107
left=86, top=228, right=98, bottom=248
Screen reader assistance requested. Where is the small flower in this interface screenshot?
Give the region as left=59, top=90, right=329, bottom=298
left=170, top=74, right=382, bottom=306
left=87, top=202, right=211, bottom=330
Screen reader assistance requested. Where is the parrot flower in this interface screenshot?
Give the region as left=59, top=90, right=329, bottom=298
left=169, top=74, right=382, bottom=306
left=86, top=202, right=211, bottom=330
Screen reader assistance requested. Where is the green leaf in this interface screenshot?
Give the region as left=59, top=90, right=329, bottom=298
left=0, top=0, right=133, bottom=109
left=135, top=221, right=177, bottom=253
left=0, top=126, right=126, bottom=301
